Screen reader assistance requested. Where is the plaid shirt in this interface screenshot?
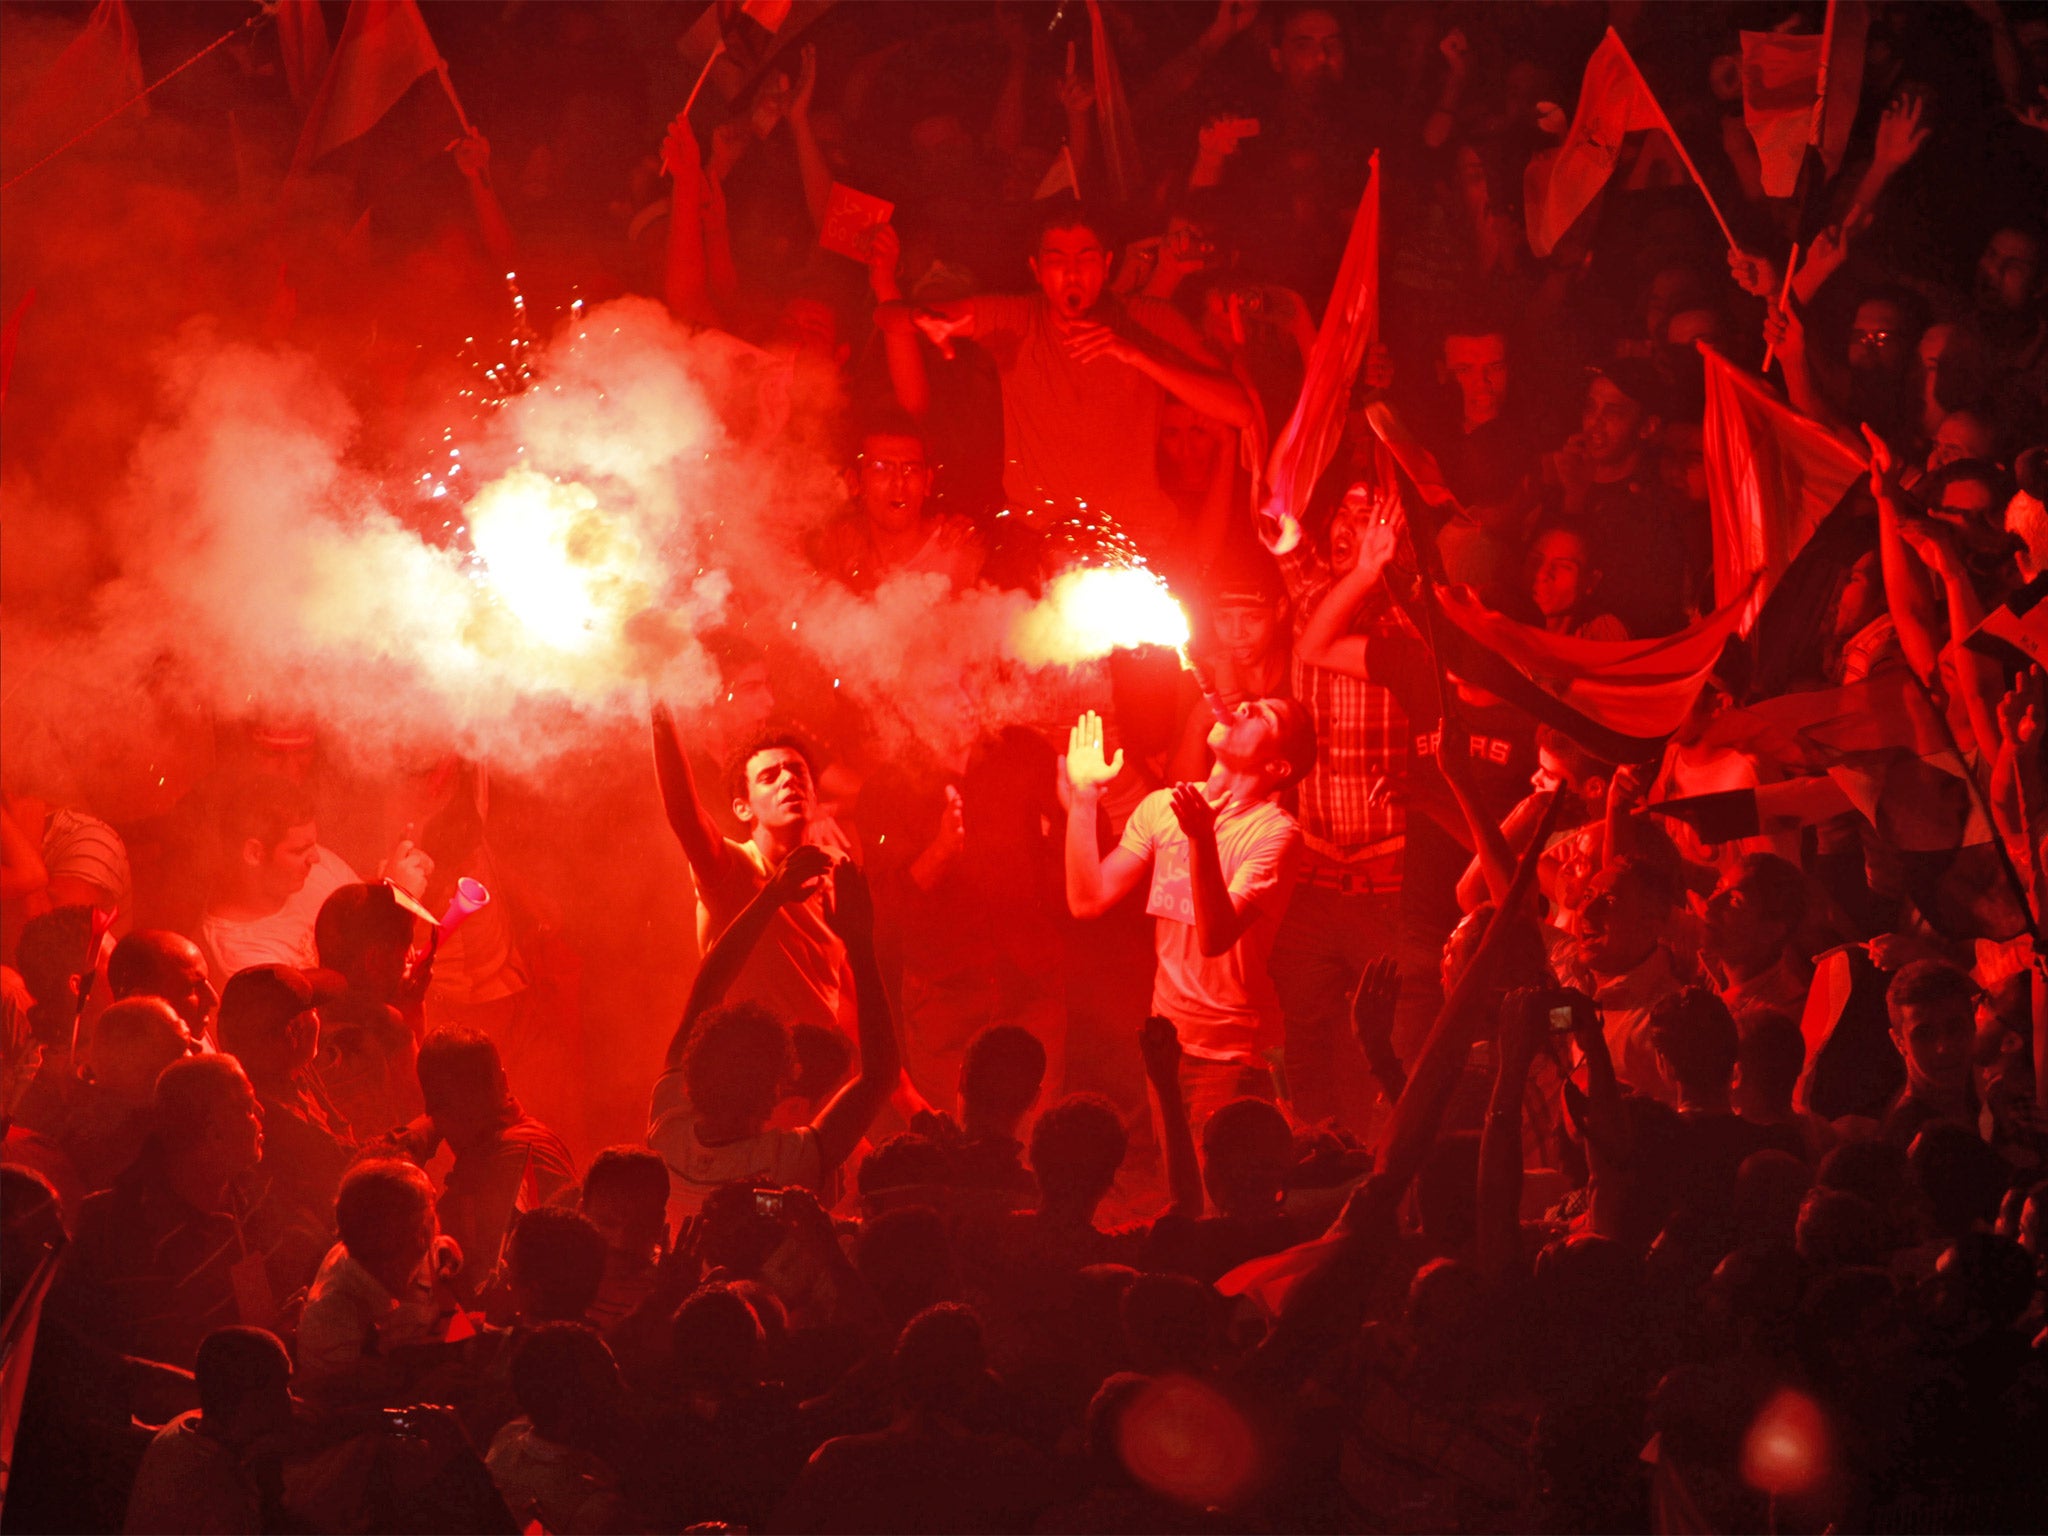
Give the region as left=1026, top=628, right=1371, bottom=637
left=1277, top=541, right=1410, bottom=859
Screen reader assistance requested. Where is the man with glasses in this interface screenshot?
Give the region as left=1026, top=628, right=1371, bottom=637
left=813, top=415, right=984, bottom=593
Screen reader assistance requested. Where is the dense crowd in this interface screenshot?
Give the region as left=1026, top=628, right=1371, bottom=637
left=6, top=1, right=2048, bottom=1531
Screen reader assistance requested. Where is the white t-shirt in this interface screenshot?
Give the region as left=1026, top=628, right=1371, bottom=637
left=1117, top=790, right=1303, bottom=1064
left=647, top=1066, right=824, bottom=1218
left=200, top=846, right=358, bottom=980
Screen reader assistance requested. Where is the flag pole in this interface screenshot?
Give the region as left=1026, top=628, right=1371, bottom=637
left=683, top=40, right=726, bottom=118
left=1762, top=242, right=1799, bottom=374
left=1615, top=30, right=1740, bottom=249
left=1808, top=0, right=1839, bottom=156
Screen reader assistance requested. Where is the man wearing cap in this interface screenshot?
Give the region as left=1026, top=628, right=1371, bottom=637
left=219, top=964, right=355, bottom=1291
left=1542, top=359, right=1700, bottom=638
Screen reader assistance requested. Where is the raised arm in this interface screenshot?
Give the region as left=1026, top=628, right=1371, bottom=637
left=785, top=47, right=832, bottom=231
left=1865, top=426, right=1946, bottom=686
left=1140, top=1015, right=1204, bottom=1219
left=1440, top=723, right=1518, bottom=909
left=664, top=844, right=832, bottom=1072
left=1067, top=320, right=1256, bottom=429
left=809, top=861, right=902, bottom=1169
left=864, top=225, right=931, bottom=420
left=1167, top=785, right=1260, bottom=959
left=1063, top=711, right=1149, bottom=918
left=651, top=703, right=731, bottom=886
left=1293, top=501, right=1401, bottom=675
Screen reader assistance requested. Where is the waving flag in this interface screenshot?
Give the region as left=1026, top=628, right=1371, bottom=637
left=290, top=0, right=460, bottom=176
left=277, top=0, right=333, bottom=108
left=1265, top=154, right=1379, bottom=525
left=1526, top=30, right=1668, bottom=257
left=1085, top=0, right=1140, bottom=203
left=1740, top=2, right=1867, bottom=199
left=1, top=0, right=144, bottom=173
left=1700, top=345, right=1865, bottom=627
left=1419, top=578, right=1755, bottom=765
left=1669, top=671, right=2032, bottom=942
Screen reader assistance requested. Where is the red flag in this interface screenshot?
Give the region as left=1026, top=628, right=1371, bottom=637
left=1265, top=154, right=1379, bottom=523
left=1740, top=3, right=1866, bottom=199
left=291, top=0, right=453, bottom=175
left=741, top=0, right=793, bottom=32
left=277, top=0, right=333, bottom=109
left=1085, top=0, right=1140, bottom=203
left=1433, top=578, right=1755, bottom=749
left=1, top=0, right=144, bottom=171
left=1700, top=344, right=1865, bottom=627
left=1525, top=29, right=1666, bottom=257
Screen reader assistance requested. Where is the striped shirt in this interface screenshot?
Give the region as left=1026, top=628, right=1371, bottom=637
left=1276, top=542, right=1410, bottom=860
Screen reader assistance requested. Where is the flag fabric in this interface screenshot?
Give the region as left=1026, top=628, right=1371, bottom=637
left=741, top=0, right=794, bottom=32
left=1033, top=143, right=1078, bottom=200
left=1700, top=344, right=1866, bottom=627
left=1425, top=578, right=1756, bottom=764
left=1694, top=671, right=1953, bottom=768
left=1964, top=570, right=2048, bottom=668
left=1740, top=4, right=1868, bottom=200
left=1525, top=29, right=1668, bottom=257
left=1085, top=0, right=1140, bottom=203
left=290, top=0, right=451, bottom=175
left=1, top=0, right=144, bottom=172
left=1362, top=400, right=1463, bottom=517
left=1265, top=153, right=1379, bottom=530
left=1683, top=670, right=2031, bottom=942
left=277, top=0, right=333, bottom=109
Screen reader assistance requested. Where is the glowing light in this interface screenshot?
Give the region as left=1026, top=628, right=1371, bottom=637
left=1117, top=1375, right=1259, bottom=1510
left=1013, top=564, right=1191, bottom=667
left=1741, top=1387, right=1830, bottom=1497
left=466, top=468, right=653, bottom=654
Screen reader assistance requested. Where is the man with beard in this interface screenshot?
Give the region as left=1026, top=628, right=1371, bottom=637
left=897, top=204, right=1251, bottom=558
left=654, top=711, right=856, bottom=1036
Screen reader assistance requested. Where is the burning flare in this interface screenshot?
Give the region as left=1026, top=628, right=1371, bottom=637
left=1013, top=564, right=1192, bottom=667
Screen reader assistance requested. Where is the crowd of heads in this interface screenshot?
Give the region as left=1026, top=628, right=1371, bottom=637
left=7, top=1, right=2048, bottom=1533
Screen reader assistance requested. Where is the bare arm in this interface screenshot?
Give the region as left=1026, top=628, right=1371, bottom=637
left=1294, top=501, right=1402, bottom=675
left=1440, top=726, right=1518, bottom=909
left=1456, top=791, right=1547, bottom=913
left=651, top=703, right=731, bottom=886
left=1169, top=785, right=1263, bottom=959
left=865, top=226, right=931, bottom=420
left=1866, top=426, right=1947, bottom=686
left=1063, top=712, right=1149, bottom=918
left=785, top=47, right=833, bottom=231
left=1141, top=1016, right=1204, bottom=1219
left=1071, top=321, right=1256, bottom=429
left=810, top=862, right=901, bottom=1169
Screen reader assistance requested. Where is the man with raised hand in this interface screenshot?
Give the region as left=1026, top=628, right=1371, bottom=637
left=653, top=706, right=855, bottom=1036
left=1062, top=701, right=1313, bottom=1132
